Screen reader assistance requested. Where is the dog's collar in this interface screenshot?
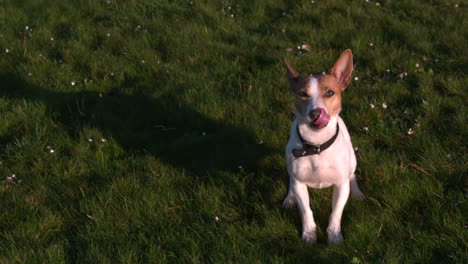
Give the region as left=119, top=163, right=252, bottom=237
left=292, top=123, right=340, bottom=158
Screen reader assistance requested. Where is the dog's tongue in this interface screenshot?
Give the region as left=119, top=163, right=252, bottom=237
left=313, top=108, right=330, bottom=129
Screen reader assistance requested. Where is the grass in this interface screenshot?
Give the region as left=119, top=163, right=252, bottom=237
left=0, top=0, right=466, bottom=263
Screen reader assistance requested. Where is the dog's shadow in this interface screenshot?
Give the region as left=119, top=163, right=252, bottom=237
left=0, top=73, right=280, bottom=194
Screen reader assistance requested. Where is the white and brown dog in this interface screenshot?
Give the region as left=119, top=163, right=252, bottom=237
left=283, top=49, right=365, bottom=245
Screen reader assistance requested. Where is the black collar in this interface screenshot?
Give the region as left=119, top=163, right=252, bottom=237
left=292, top=123, right=340, bottom=158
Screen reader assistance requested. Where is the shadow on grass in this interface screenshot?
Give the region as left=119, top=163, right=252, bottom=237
left=1, top=73, right=278, bottom=176
left=1, top=72, right=291, bottom=260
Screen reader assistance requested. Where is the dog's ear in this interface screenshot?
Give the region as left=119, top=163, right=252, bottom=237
left=284, top=59, right=303, bottom=92
left=331, top=49, right=353, bottom=90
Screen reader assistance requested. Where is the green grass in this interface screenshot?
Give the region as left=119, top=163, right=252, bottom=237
left=0, top=0, right=466, bottom=263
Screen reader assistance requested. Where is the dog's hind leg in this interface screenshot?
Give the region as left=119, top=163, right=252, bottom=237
left=282, top=178, right=297, bottom=208
left=350, top=175, right=365, bottom=201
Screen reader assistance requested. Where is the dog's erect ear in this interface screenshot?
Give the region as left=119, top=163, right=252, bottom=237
left=284, top=59, right=303, bottom=92
left=331, top=49, right=353, bottom=90
left=285, top=59, right=300, bottom=80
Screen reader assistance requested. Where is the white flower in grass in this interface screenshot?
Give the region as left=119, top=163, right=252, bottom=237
left=416, top=63, right=420, bottom=68
left=354, top=147, right=359, bottom=152
left=363, top=127, right=369, bottom=132
left=311, top=0, right=315, bottom=3
left=386, top=69, right=390, bottom=73
left=422, top=99, right=428, bottom=105
left=370, top=103, right=375, bottom=108
left=382, top=103, right=387, bottom=109
left=71, top=81, right=76, bottom=86
left=5, top=48, right=9, bottom=53
left=141, top=59, right=146, bottom=64
left=25, top=26, right=29, bottom=30
left=322, top=71, right=326, bottom=75
left=301, top=44, right=310, bottom=51
left=11, top=174, right=16, bottom=178
left=407, top=128, right=414, bottom=135
left=28, top=72, right=32, bottom=76
left=230, top=14, right=234, bottom=18
left=376, top=2, right=380, bottom=6
left=106, top=33, right=111, bottom=37
left=50, top=37, right=54, bottom=41
left=455, top=4, right=459, bottom=8
left=101, top=138, right=107, bottom=142
left=369, top=43, right=374, bottom=47
left=50, top=149, right=55, bottom=153
left=88, top=138, right=93, bottom=142
left=214, top=216, right=219, bottom=222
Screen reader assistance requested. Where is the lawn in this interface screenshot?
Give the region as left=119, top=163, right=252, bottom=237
left=0, top=0, right=466, bottom=263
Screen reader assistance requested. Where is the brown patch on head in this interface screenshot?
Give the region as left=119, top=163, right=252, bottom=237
left=293, top=75, right=313, bottom=115
left=284, top=60, right=311, bottom=115
left=285, top=59, right=306, bottom=93
left=318, top=75, right=343, bottom=117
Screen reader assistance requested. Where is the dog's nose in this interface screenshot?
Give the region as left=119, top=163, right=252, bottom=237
left=309, top=108, right=322, bottom=122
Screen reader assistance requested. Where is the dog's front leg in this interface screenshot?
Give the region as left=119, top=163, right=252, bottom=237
left=327, top=181, right=350, bottom=244
left=292, top=181, right=317, bottom=244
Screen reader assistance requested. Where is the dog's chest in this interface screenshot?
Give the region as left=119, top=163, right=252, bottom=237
left=290, top=154, right=342, bottom=188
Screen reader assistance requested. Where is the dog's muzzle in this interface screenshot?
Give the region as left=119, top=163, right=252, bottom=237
left=309, top=108, right=330, bottom=129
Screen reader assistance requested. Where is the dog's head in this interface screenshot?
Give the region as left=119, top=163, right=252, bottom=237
left=285, top=49, right=353, bottom=130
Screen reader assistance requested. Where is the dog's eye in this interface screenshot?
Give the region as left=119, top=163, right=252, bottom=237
left=298, top=91, right=310, bottom=98
left=325, top=90, right=335, bottom=97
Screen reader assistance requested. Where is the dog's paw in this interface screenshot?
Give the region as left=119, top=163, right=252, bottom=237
left=351, top=190, right=366, bottom=201
left=302, top=231, right=317, bottom=245
left=282, top=196, right=296, bottom=209
left=327, top=230, right=344, bottom=245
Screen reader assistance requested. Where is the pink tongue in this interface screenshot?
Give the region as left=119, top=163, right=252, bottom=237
left=313, top=108, right=330, bottom=129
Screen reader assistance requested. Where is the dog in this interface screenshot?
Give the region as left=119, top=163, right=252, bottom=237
left=283, top=49, right=365, bottom=245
